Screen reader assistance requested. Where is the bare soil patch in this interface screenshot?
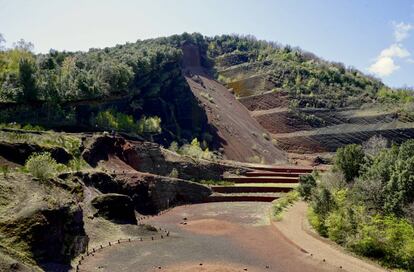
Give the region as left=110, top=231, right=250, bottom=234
left=183, top=218, right=239, bottom=236
left=146, top=262, right=261, bottom=272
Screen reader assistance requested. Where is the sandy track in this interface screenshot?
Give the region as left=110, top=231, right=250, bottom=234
left=79, top=202, right=343, bottom=272
left=274, top=201, right=387, bottom=272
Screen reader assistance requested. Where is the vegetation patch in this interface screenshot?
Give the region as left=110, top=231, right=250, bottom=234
left=272, top=190, right=299, bottom=221
left=168, top=138, right=220, bottom=161
left=92, top=109, right=161, bottom=135
left=197, top=180, right=235, bottom=186
left=301, top=137, right=414, bottom=271
left=0, top=130, right=81, bottom=156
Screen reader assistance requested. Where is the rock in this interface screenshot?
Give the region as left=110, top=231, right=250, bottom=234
left=82, top=135, right=248, bottom=181
left=74, top=170, right=212, bottom=214
left=91, top=194, right=137, bottom=224
left=0, top=204, right=88, bottom=265
left=312, top=156, right=328, bottom=166
left=0, top=142, right=73, bottom=165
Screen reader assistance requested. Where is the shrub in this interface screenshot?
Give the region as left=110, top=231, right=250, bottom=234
left=383, top=157, right=414, bottom=215
left=262, top=133, right=271, bottom=141
left=248, top=155, right=264, bottom=164
left=25, top=152, right=59, bottom=181
left=308, top=208, right=328, bottom=237
left=168, top=141, right=179, bottom=153
left=171, top=138, right=219, bottom=161
left=200, top=92, right=214, bottom=103
left=363, top=135, right=388, bottom=157
left=349, top=215, right=414, bottom=270
left=1, top=165, right=9, bottom=178
left=272, top=190, right=299, bottom=220
left=168, top=168, right=179, bottom=178
left=306, top=139, right=414, bottom=271
left=198, top=180, right=234, bottom=186
left=298, top=174, right=316, bottom=200
left=93, top=109, right=161, bottom=135
left=67, top=157, right=88, bottom=172
left=138, top=116, right=162, bottom=134
left=334, top=144, right=365, bottom=183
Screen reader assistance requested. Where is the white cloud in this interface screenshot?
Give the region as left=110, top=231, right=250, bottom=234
left=369, top=44, right=410, bottom=77
left=368, top=22, right=413, bottom=77
left=379, top=44, right=410, bottom=58
left=393, top=22, right=413, bottom=42
left=369, top=56, right=399, bottom=77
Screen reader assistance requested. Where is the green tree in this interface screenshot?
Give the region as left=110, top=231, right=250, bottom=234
left=335, top=144, right=365, bottom=182
left=19, top=57, right=38, bottom=102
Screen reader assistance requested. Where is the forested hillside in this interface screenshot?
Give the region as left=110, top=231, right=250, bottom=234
left=209, top=34, right=412, bottom=108
left=0, top=33, right=412, bottom=152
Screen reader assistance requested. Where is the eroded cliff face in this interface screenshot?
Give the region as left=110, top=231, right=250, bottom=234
left=0, top=174, right=88, bottom=271
left=74, top=171, right=212, bottom=214
left=82, top=134, right=248, bottom=181
left=0, top=205, right=88, bottom=263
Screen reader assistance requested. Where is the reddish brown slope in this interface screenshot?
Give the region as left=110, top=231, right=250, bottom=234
left=181, top=43, right=287, bottom=164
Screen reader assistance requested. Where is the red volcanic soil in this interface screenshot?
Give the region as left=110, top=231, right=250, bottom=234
left=182, top=43, right=287, bottom=164
left=146, top=262, right=262, bottom=272
left=183, top=218, right=239, bottom=236
left=238, top=91, right=289, bottom=111
left=80, top=202, right=339, bottom=272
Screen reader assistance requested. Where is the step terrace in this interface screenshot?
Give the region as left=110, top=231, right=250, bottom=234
left=224, top=176, right=299, bottom=183
left=211, top=185, right=294, bottom=194
left=206, top=192, right=281, bottom=202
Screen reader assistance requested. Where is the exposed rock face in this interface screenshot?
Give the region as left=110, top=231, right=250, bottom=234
left=82, top=135, right=248, bottom=181
left=91, top=194, right=137, bottom=224
left=0, top=252, right=33, bottom=272
left=0, top=204, right=88, bottom=266
left=0, top=174, right=88, bottom=270
left=81, top=135, right=121, bottom=167
left=76, top=171, right=212, bottom=214
left=0, top=141, right=73, bottom=165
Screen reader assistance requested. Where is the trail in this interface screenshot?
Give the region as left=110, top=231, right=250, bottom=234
left=274, top=201, right=387, bottom=272
left=79, top=202, right=344, bottom=272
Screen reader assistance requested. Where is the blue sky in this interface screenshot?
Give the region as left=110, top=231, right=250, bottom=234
left=0, top=0, right=413, bottom=87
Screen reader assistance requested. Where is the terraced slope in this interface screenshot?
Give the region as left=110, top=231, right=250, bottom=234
left=220, top=65, right=414, bottom=153
left=207, top=165, right=320, bottom=202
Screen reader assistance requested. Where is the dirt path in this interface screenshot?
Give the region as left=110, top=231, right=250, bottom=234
left=79, top=202, right=344, bottom=272
left=274, top=201, right=388, bottom=272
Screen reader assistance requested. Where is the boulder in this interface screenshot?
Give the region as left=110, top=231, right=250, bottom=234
left=91, top=193, right=137, bottom=224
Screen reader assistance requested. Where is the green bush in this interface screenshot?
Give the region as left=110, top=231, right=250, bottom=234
left=137, top=116, right=162, bottom=134
left=67, top=157, right=89, bottom=172
left=298, top=174, right=316, bottom=200
left=198, top=179, right=234, bottom=186
left=307, top=139, right=414, bottom=271
left=168, top=168, right=179, bottom=178
left=335, top=144, right=365, bottom=182
left=349, top=215, right=414, bottom=270
left=272, top=190, right=299, bottom=220
left=1, top=165, right=9, bottom=178
left=308, top=208, right=328, bottom=237
left=169, top=138, right=218, bottom=161
left=312, top=187, right=336, bottom=216
left=93, top=109, right=161, bottom=135
left=25, top=152, right=59, bottom=181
